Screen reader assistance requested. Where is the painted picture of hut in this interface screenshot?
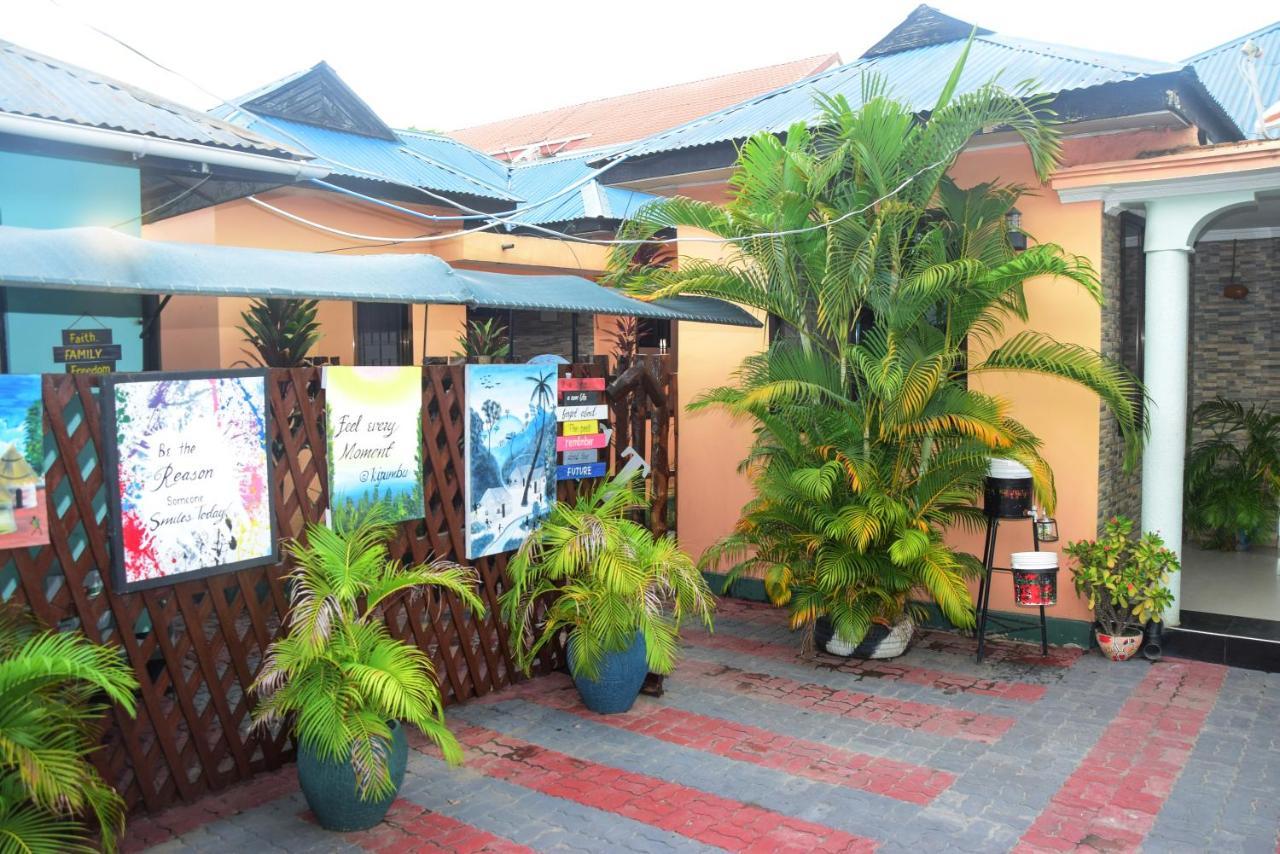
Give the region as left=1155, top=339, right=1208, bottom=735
left=0, top=375, right=48, bottom=547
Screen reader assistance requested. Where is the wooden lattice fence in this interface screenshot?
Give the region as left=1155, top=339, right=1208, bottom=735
left=0, top=356, right=675, bottom=814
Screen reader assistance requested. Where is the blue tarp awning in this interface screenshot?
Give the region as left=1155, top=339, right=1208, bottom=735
left=0, top=226, right=760, bottom=327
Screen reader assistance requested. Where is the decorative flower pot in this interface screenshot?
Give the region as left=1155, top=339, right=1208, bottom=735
left=984, top=459, right=1034, bottom=519
left=568, top=631, right=648, bottom=714
left=1096, top=631, right=1143, bottom=662
left=815, top=616, right=914, bottom=659
left=296, top=720, right=407, bottom=831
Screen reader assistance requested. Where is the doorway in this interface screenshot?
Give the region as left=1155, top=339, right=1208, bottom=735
left=355, top=303, right=411, bottom=366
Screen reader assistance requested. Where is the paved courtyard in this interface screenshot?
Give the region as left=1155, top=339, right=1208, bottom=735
left=124, top=598, right=1280, bottom=853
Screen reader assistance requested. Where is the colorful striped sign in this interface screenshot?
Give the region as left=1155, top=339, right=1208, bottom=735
left=562, top=419, right=599, bottom=436
left=557, top=404, right=609, bottom=422
left=557, top=432, right=608, bottom=451
left=559, top=377, right=606, bottom=392
left=557, top=461, right=607, bottom=480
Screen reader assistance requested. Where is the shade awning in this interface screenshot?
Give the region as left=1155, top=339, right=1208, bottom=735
left=0, top=226, right=760, bottom=328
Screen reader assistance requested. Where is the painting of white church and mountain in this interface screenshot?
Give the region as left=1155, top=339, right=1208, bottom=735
left=464, top=364, right=557, bottom=559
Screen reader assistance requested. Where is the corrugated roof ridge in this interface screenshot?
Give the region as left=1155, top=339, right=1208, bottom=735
left=976, top=32, right=1179, bottom=76
left=0, top=38, right=297, bottom=155
left=448, top=53, right=841, bottom=134
left=1184, top=19, right=1280, bottom=63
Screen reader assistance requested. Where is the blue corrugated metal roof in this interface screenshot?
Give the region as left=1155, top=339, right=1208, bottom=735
left=238, top=117, right=519, bottom=202
left=507, top=153, right=657, bottom=225
left=624, top=32, right=1184, bottom=158
left=0, top=225, right=760, bottom=326
left=1187, top=22, right=1280, bottom=138
left=0, top=40, right=299, bottom=157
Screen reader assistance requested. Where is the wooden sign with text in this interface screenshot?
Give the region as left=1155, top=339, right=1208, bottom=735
left=557, top=432, right=608, bottom=451
left=557, top=461, right=607, bottom=480
left=558, top=377, right=606, bottom=392
left=559, top=390, right=602, bottom=406
left=556, top=404, right=608, bottom=422
left=561, top=419, right=599, bottom=436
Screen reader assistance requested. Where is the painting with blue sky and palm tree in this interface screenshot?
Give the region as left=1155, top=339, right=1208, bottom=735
left=465, top=364, right=557, bottom=559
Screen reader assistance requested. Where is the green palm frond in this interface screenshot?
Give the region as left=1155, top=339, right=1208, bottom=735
left=501, top=474, right=714, bottom=682
left=252, top=515, right=484, bottom=801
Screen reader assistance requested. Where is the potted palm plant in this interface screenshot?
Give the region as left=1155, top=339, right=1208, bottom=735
left=453, top=318, right=510, bottom=364
left=500, top=474, right=714, bottom=714
left=237, top=297, right=322, bottom=367
left=1064, top=516, right=1177, bottom=661
left=0, top=610, right=138, bottom=853
left=1185, top=397, right=1280, bottom=550
left=251, top=510, right=485, bottom=831
left=608, top=43, right=1145, bottom=657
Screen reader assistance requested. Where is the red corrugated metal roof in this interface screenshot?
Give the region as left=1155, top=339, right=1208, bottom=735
left=448, top=53, right=841, bottom=160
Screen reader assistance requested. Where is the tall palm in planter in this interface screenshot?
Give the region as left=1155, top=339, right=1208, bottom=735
left=608, top=44, right=1145, bottom=655
left=238, top=298, right=321, bottom=367
left=251, top=512, right=485, bottom=831
left=1185, top=397, right=1280, bottom=550
left=0, top=611, right=138, bottom=853
left=500, top=475, right=714, bottom=713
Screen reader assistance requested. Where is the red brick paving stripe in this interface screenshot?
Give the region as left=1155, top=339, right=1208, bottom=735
left=1015, top=659, right=1229, bottom=853
left=711, top=596, right=1081, bottom=668
left=686, top=627, right=1049, bottom=701
left=342, top=798, right=533, bottom=853
left=428, top=723, right=878, bottom=853
left=507, top=674, right=953, bottom=805
left=679, top=657, right=1014, bottom=743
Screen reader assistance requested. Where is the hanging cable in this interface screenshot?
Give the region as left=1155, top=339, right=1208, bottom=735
left=247, top=151, right=956, bottom=248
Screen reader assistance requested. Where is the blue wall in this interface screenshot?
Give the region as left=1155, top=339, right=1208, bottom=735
left=0, top=149, right=144, bottom=373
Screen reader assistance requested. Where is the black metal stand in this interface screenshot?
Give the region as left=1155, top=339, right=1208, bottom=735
left=974, top=512, right=1048, bottom=663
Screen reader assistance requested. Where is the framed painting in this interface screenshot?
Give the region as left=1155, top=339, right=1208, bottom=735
left=102, top=370, right=277, bottom=592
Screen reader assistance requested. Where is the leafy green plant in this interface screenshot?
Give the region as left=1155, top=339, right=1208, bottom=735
left=608, top=41, right=1144, bottom=650
left=1185, top=397, right=1280, bottom=550
left=500, top=475, right=714, bottom=681
left=453, top=318, right=510, bottom=361
left=0, top=611, right=138, bottom=853
left=251, top=510, right=485, bottom=801
left=1063, top=516, right=1177, bottom=637
left=238, top=298, right=322, bottom=367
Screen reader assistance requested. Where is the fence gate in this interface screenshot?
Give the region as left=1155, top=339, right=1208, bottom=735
left=0, top=356, right=675, bottom=814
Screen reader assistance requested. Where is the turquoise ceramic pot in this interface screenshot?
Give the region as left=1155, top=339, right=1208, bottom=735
left=296, top=720, right=408, bottom=831
left=568, top=631, right=648, bottom=714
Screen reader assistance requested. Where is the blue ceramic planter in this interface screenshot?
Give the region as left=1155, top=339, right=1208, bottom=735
left=568, top=632, right=648, bottom=714
left=296, top=720, right=407, bottom=832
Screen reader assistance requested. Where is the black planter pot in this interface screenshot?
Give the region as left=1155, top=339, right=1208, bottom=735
left=296, top=721, right=408, bottom=832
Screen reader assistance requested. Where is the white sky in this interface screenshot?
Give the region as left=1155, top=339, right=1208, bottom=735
left=4, top=1, right=1277, bottom=132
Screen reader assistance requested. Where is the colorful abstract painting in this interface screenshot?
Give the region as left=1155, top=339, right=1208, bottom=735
left=324, top=365, right=424, bottom=528
left=104, top=371, right=275, bottom=592
left=0, top=375, right=48, bottom=548
left=465, top=364, right=557, bottom=559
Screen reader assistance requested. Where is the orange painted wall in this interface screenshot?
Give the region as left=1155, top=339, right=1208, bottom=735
left=669, top=128, right=1200, bottom=624
left=673, top=226, right=770, bottom=563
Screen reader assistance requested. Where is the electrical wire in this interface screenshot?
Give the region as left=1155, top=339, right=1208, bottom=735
left=111, top=174, right=213, bottom=228
left=45, top=0, right=641, bottom=224
left=46, top=0, right=958, bottom=250
left=247, top=152, right=955, bottom=248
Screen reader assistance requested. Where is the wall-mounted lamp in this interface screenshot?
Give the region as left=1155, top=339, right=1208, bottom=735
left=1006, top=208, right=1027, bottom=252
left=1222, top=238, right=1249, bottom=299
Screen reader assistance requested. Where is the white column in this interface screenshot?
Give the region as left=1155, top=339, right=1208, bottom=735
left=1140, top=247, right=1191, bottom=626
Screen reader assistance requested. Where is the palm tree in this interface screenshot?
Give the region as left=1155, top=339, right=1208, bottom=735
left=0, top=611, right=138, bottom=853
left=251, top=508, right=485, bottom=800
left=237, top=298, right=321, bottom=367
left=607, top=40, right=1145, bottom=649
left=520, top=370, right=556, bottom=506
